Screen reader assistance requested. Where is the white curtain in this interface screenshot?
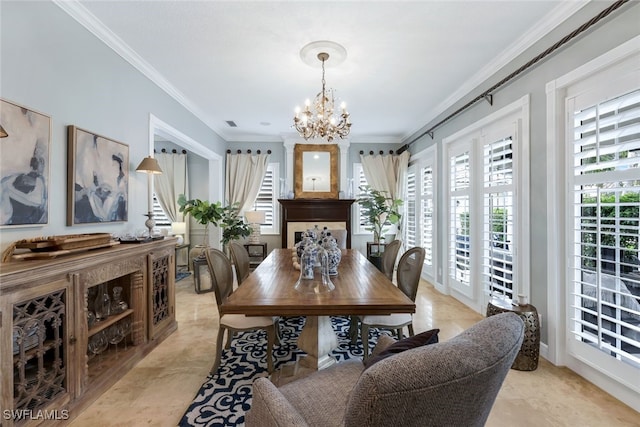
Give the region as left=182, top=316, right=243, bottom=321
left=360, top=151, right=410, bottom=201
left=360, top=151, right=410, bottom=232
left=154, top=151, right=189, bottom=242
left=225, top=153, right=270, bottom=213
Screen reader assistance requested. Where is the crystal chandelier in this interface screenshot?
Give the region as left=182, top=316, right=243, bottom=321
left=293, top=52, right=351, bottom=142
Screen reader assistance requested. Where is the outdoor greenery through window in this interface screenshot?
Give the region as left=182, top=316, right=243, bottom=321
left=571, top=88, right=640, bottom=366
left=483, top=137, right=514, bottom=299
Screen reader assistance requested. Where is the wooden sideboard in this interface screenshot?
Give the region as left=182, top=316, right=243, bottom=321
left=0, top=238, right=177, bottom=426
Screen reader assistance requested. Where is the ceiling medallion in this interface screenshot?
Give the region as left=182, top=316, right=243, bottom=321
left=293, top=42, right=351, bottom=142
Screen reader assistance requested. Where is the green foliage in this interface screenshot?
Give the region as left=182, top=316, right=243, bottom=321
left=356, top=185, right=403, bottom=242
left=219, top=203, right=252, bottom=246
left=177, top=194, right=223, bottom=226
left=178, top=194, right=251, bottom=246
left=580, top=191, right=639, bottom=270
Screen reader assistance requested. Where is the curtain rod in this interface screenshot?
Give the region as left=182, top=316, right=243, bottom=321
left=396, top=0, right=630, bottom=155
left=226, top=149, right=272, bottom=154
left=359, top=150, right=401, bottom=156
left=154, top=148, right=187, bottom=154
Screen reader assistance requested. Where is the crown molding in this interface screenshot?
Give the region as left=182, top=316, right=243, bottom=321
left=403, top=0, right=589, bottom=141
left=53, top=0, right=227, bottom=140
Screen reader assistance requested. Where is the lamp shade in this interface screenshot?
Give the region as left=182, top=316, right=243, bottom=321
left=171, top=222, right=186, bottom=235
left=136, top=156, right=163, bottom=174
left=245, top=210, right=265, bottom=224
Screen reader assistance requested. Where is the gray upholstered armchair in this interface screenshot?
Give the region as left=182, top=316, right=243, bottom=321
left=247, top=312, right=524, bottom=427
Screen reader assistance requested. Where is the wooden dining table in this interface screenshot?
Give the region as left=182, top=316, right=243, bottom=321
left=222, top=248, right=415, bottom=377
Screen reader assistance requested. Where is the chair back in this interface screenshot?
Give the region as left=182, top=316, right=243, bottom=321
left=205, top=248, right=234, bottom=311
left=228, top=241, right=251, bottom=284
left=344, top=312, right=525, bottom=427
left=381, top=239, right=402, bottom=280
left=396, top=246, right=426, bottom=301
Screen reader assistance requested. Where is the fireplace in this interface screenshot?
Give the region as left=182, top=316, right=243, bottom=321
left=279, top=199, right=355, bottom=248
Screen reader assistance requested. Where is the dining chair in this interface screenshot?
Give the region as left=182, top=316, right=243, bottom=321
left=355, top=246, right=426, bottom=358
left=205, top=248, right=277, bottom=374
left=228, top=241, right=251, bottom=284
left=381, top=239, right=402, bottom=281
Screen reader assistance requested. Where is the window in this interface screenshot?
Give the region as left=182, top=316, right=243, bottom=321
left=482, top=136, right=515, bottom=299
left=421, top=164, right=435, bottom=272
left=255, top=163, right=279, bottom=234
left=448, top=146, right=472, bottom=295
left=353, top=163, right=370, bottom=234
left=568, top=88, right=640, bottom=366
left=444, top=95, right=529, bottom=306
left=405, top=167, right=417, bottom=248
left=152, top=194, right=172, bottom=228
left=546, top=36, right=640, bottom=404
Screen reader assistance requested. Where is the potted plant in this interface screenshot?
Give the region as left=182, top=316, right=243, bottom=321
left=357, top=185, right=403, bottom=243
left=357, top=185, right=403, bottom=269
left=177, top=194, right=251, bottom=260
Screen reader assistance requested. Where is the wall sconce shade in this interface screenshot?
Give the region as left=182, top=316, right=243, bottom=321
left=0, top=124, right=8, bottom=138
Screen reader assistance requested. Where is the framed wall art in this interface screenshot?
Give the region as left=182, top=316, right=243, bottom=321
left=67, top=126, right=129, bottom=225
left=0, top=99, right=51, bottom=227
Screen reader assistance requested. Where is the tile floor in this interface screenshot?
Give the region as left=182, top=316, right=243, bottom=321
left=71, top=276, right=639, bottom=426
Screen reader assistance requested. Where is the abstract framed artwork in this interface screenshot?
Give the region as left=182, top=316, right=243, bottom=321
left=0, top=99, right=51, bottom=227
left=67, top=126, right=129, bottom=225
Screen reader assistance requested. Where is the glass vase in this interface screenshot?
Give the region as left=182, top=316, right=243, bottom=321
left=111, top=286, right=128, bottom=314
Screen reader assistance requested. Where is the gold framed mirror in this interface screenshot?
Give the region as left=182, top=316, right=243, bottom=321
left=294, top=144, right=339, bottom=199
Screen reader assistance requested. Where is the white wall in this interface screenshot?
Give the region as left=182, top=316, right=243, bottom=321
left=0, top=1, right=226, bottom=253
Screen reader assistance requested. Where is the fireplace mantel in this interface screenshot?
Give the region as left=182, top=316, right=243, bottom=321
left=279, top=199, right=355, bottom=248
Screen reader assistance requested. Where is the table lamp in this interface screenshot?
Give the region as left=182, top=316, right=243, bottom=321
left=245, top=210, right=265, bottom=244
left=171, top=221, right=186, bottom=245
left=135, top=156, right=163, bottom=237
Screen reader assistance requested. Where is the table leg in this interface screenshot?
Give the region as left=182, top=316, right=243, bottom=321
left=298, top=316, right=339, bottom=370
left=270, top=315, right=338, bottom=386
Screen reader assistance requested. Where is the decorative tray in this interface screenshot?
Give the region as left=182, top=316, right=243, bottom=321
left=15, top=233, right=113, bottom=252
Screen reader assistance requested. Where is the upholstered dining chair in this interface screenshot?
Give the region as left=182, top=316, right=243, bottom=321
left=354, top=246, right=426, bottom=358
left=247, top=312, right=525, bottom=427
left=228, top=241, right=251, bottom=285
left=205, top=248, right=277, bottom=374
left=381, top=239, right=402, bottom=281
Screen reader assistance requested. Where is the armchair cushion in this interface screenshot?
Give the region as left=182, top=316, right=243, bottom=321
left=363, top=328, right=440, bottom=369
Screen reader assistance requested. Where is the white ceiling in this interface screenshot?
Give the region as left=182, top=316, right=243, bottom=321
left=61, top=1, right=587, bottom=143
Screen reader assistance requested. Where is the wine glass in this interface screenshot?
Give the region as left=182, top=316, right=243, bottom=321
left=88, top=331, right=109, bottom=368
left=121, top=318, right=132, bottom=351
left=107, top=324, right=125, bottom=357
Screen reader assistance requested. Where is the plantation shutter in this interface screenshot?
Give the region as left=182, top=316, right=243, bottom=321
left=255, top=164, right=275, bottom=228
left=354, top=163, right=370, bottom=233
left=449, top=145, right=472, bottom=295
left=482, top=135, right=515, bottom=299
left=152, top=195, right=172, bottom=228
left=569, top=88, right=640, bottom=365
left=405, top=166, right=417, bottom=248
left=421, top=165, right=434, bottom=269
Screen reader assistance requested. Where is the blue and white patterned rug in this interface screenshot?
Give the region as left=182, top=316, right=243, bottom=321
left=178, top=316, right=381, bottom=427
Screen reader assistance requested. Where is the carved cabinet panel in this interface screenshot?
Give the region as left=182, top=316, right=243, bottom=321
left=0, top=239, right=177, bottom=426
